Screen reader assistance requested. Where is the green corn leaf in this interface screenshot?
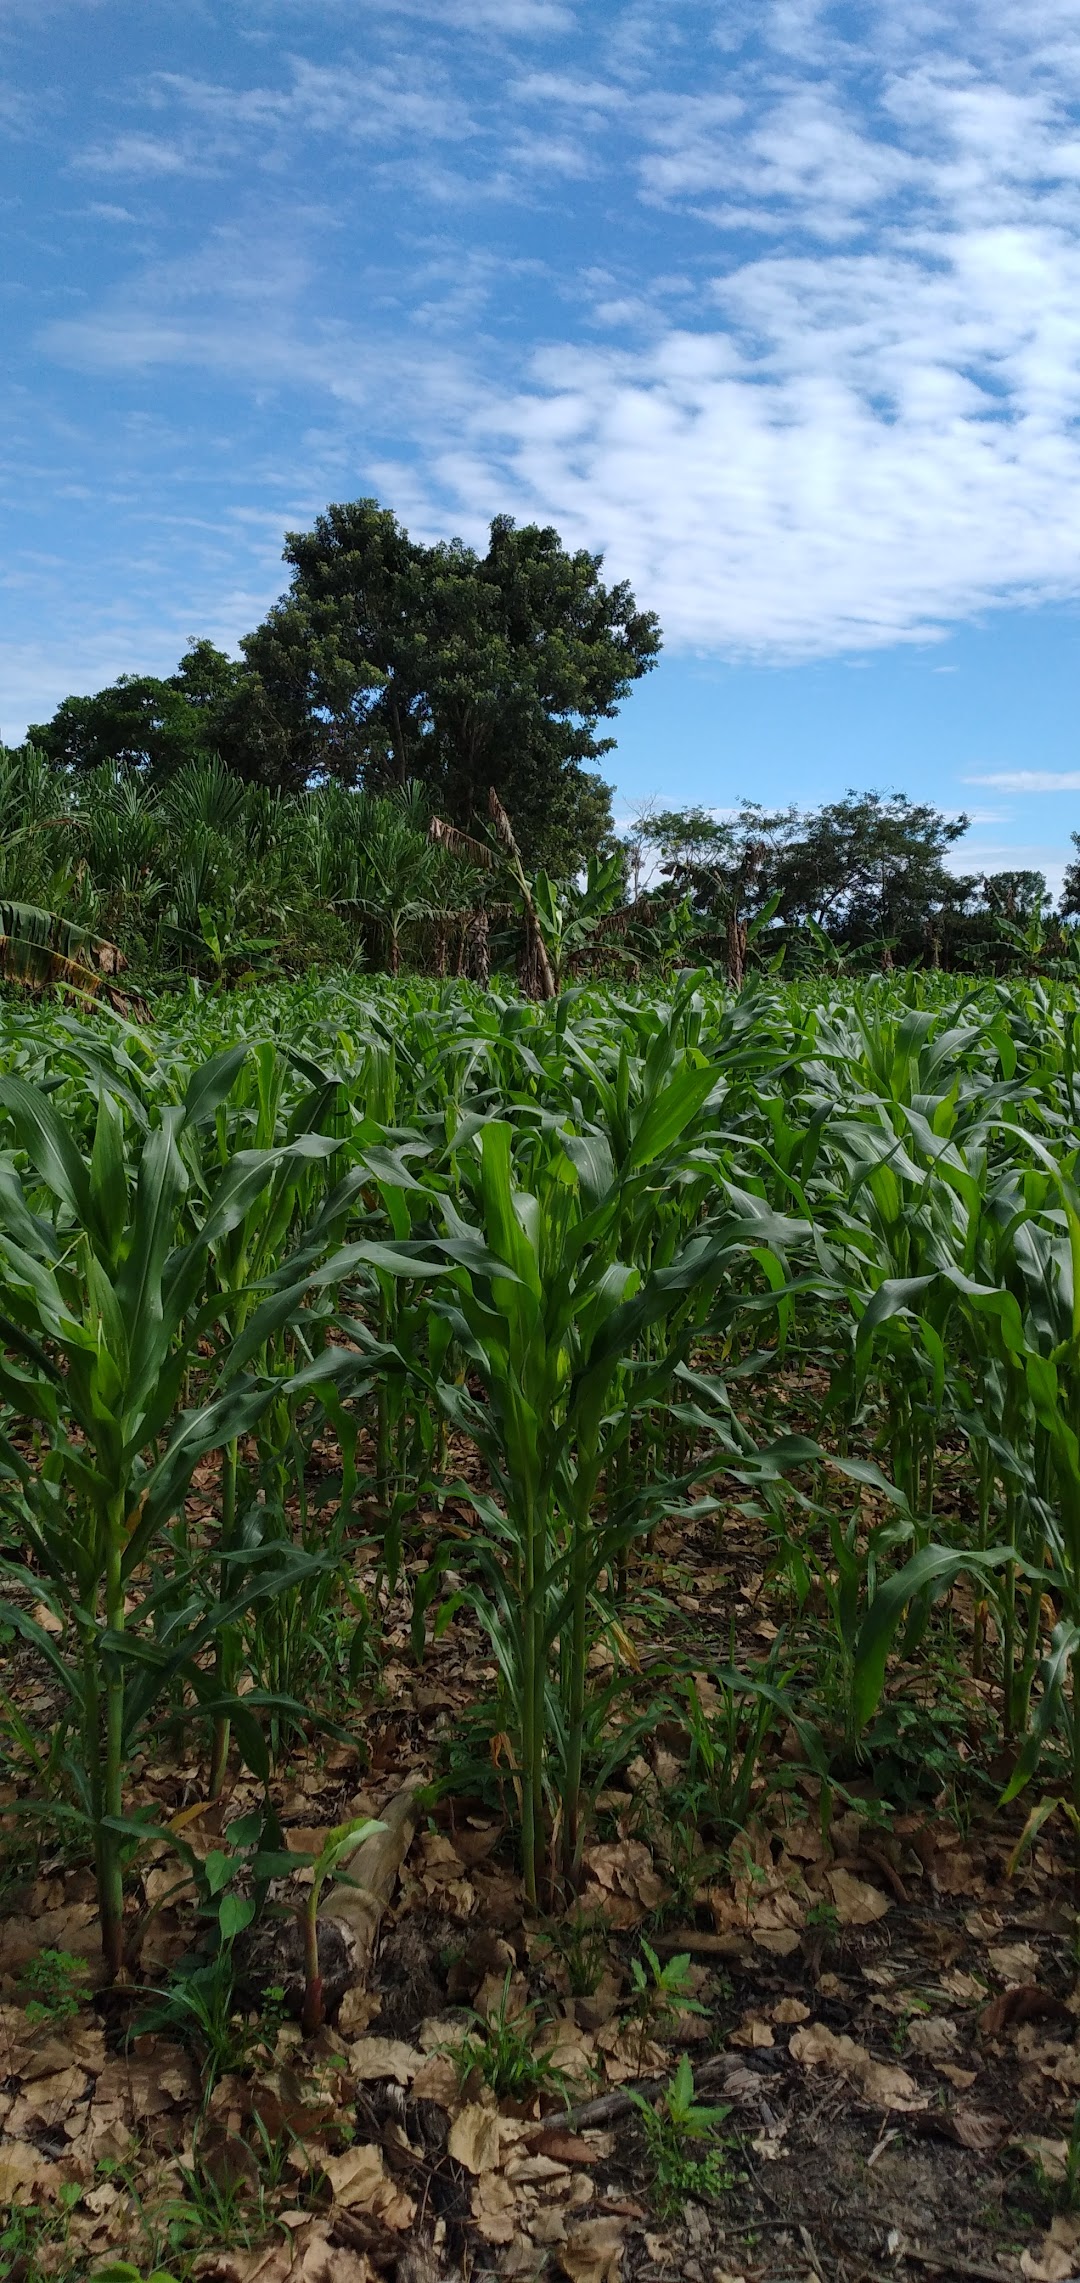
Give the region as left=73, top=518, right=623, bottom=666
left=0, top=1073, right=102, bottom=1245
left=853, top=1544, right=1020, bottom=1730
left=182, top=1045, right=251, bottom=1128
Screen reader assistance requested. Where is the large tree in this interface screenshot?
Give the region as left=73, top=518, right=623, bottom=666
left=773, top=791, right=974, bottom=950
left=28, top=639, right=287, bottom=786
left=30, top=501, right=659, bottom=870
left=242, top=500, right=661, bottom=868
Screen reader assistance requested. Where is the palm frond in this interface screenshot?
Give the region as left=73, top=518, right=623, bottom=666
left=487, top=787, right=523, bottom=862
left=0, top=901, right=128, bottom=1002
left=429, top=815, right=498, bottom=870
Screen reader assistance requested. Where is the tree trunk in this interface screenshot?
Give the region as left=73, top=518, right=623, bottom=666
left=317, top=1777, right=425, bottom=1990
left=725, top=910, right=747, bottom=991
left=520, top=905, right=556, bottom=1000
left=237, top=1776, right=424, bottom=2020
left=464, top=909, right=489, bottom=985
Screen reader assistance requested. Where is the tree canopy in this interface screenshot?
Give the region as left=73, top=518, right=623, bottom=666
left=28, top=639, right=287, bottom=786
left=639, top=791, right=979, bottom=967
left=31, top=501, right=661, bottom=872
left=242, top=502, right=660, bottom=867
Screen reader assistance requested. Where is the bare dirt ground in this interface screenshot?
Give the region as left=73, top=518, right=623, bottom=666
left=2, top=1486, right=1079, bottom=2283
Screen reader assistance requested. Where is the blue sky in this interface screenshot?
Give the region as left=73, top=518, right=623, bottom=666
left=4, top=1, right=1080, bottom=892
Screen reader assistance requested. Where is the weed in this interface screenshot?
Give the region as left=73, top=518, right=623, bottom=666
left=537, top=1908, right=610, bottom=1997
left=631, top=1941, right=704, bottom=2025
left=170, top=2148, right=268, bottom=2253
left=630, top=2053, right=738, bottom=2218
left=891, top=1997, right=931, bottom=2053
left=135, top=1948, right=260, bottom=2096
left=93, top=2267, right=180, bottom=2283
left=1026, top=2099, right=1080, bottom=2212
left=450, top=1969, right=568, bottom=2104
left=20, top=1946, right=90, bottom=2026
left=1063, top=2106, right=1080, bottom=2212
left=0, top=2184, right=84, bottom=2283
left=804, top=1899, right=839, bottom=1935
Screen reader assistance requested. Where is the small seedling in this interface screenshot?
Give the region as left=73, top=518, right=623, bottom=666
left=93, top=2267, right=180, bottom=2283
left=296, top=1814, right=383, bottom=2034
left=135, top=1947, right=256, bottom=2094
left=891, top=1996, right=932, bottom=2053
left=630, top=2053, right=737, bottom=2218
left=20, top=1947, right=90, bottom=2026
left=538, top=1907, right=610, bottom=1997
left=1028, top=2099, right=1080, bottom=2212
left=449, top=1968, right=568, bottom=2103
left=0, top=2183, right=85, bottom=2283
left=1066, top=2104, right=1080, bottom=2211
left=629, top=1941, right=707, bottom=2065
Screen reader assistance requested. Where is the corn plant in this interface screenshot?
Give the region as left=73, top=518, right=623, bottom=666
left=414, top=1110, right=809, bottom=1905
left=0, top=1066, right=385, bottom=1977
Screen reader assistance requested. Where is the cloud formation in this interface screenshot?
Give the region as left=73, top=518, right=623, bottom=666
left=966, top=772, right=1080, bottom=793
left=19, top=0, right=1080, bottom=665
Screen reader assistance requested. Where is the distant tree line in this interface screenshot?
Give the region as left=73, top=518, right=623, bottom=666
left=8, top=494, right=1080, bottom=992
left=629, top=796, right=1078, bottom=981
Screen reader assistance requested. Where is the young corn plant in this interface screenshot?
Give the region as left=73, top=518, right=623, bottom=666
left=0, top=1066, right=384, bottom=1977
left=415, top=1108, right=808, bottom=1906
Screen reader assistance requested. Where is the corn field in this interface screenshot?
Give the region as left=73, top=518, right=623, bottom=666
left=2, top=964, right=1080, bottom=1969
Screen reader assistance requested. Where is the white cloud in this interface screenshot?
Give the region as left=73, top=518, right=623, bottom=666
left=965, top=771, right=1080, bottom=792
left=504, top=130, right=593, bottom=177
left=639, top=86, right=916, bottom=239
left=73, top=130, right=220, bottom=178
left=155, top=59, right=474, bottom=147
left=950, top=839, right=1072, bottom=900
left=82, top=200, right=142, bottom=222
left=35, top=0, right=1080, bottom=660
left=373, top=0, right=575, bottom=26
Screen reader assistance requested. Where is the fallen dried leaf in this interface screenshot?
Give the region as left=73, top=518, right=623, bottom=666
left=581, top=1841, right=666, bottom=1926
left=475, top=1967, right=529, bottom=2021
left=320, top=2142, right=415, bottom=2230
left=915, top=2106, right=1008, bottom=2153
left=987, top=1941, right=1041, bottom=1983
left=469, top=2170, right=517, bottom=2245
left=789, top=2021, right=926, bottom=2110
left=827, top=1867, right=890, bottom=1926
left=981, top=1984, right=1068, bottom=2037
left=346, top=2037, right=422, bottom=2084
left=729, top=2015, right=775, bottom=2050
left=202, top=2215, right=376, bottom=2283
left=321, top=2144, right=386, bottom=2210
left=906, top=2017, right=960, bottom=2060
left=558, top=2216, right=627, bottom=2283
left=1021, top=2211, right=1080, bottom=2281
left=0, top=2140, right=47, bottom=2206
left=1012, top=2134, right=1070, bottom=2182
left=533, top=2130, right=615, bottom=2165
left=337, top=1988, right=381, bottom=2036
left=448, top=2099, right=501, bottom=2175
left=409, top=2051, right=461, bottom=2107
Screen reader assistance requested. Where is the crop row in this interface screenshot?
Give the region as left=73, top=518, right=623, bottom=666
left=1, top=967, right=1079, bottom=1975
